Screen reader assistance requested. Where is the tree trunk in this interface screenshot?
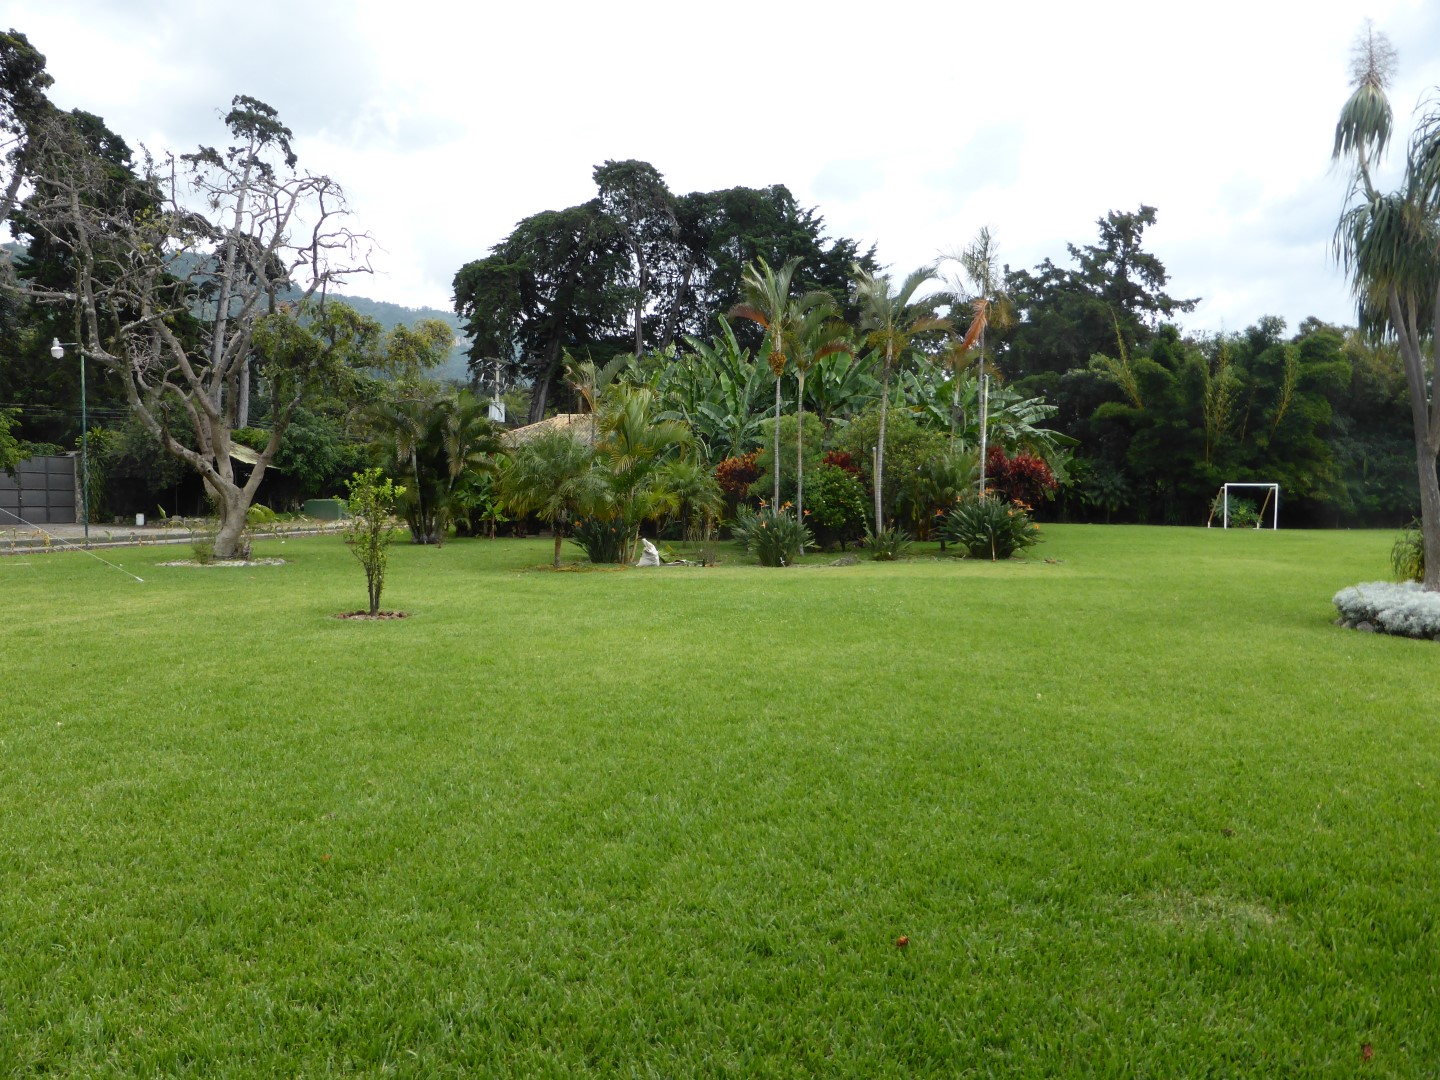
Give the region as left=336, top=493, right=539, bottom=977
left=1391, top=289, right=1440, bottom=591
left=367, top=562, right=381, bottom=616
left=874, top=352, right=891, bottom=533
left=657, top=261, right=694, bottom=351
left=553, top=528, right=563, bottom=568
left=528, top=336, right=566, bottom=424
left=796, top=370, right=806, bottom=553
left=773, top=376, right=782, bottom=508
left=0, top=147, right=28, bottom=235
left=237, top=357, right=250, bottom=429
left=950, top=372, right=961, bottom=444
left=212, top=485, right=248, bottom=559
left=634, top=249, right=647, bottom=358
left=1418, top=442, right=1440, bottom=591
left=977, top=348, right=988, bottom=497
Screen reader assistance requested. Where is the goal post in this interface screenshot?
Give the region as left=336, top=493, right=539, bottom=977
left=1208, top=483, right=1279, bottom=529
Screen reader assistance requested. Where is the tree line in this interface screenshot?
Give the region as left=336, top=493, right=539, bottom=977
left=0, top=21, right=1430, bottom=563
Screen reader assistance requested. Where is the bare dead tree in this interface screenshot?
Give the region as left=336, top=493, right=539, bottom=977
left=20, top=96, right=371, bottom=557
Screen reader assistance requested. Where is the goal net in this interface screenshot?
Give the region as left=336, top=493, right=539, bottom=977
left=1208, top=483, right=1279, bottom=529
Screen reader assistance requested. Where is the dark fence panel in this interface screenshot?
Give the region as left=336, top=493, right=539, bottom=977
left=0, top=454, right=77, bottom=525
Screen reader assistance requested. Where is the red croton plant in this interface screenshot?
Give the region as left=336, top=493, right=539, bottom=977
left=986, top=447, right=1057, bottom=508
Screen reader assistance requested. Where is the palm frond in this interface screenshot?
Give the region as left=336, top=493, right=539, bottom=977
left=727, top=303, right=770, bottom=330
left=1333, top=80, right=1393, bottom=161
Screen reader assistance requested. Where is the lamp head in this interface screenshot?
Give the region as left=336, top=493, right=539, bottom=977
left=50, top=338, right=65, bottom=360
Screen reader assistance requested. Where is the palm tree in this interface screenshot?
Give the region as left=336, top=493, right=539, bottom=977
left=946, top=226, right=1015, bottom=492
left=792, top=308, right=851, bottom=539
left=852, top=263, right=950, bottom=532
left=1333, top=22, right=1440, bottom=589
left=936, top=306, right=988, bottom=443
left=369, top=386, right=499, bottom=544
left=660, top=458, right=725, bottom=545
left=438, top=390, right=501, bottom=536
left=368, top=391, right=439, bottom=544
left=500, top=429, right=604, bottom=567
left=594, top=384, right=691, bottom=560
left=730, top=256, right=832, bottom=506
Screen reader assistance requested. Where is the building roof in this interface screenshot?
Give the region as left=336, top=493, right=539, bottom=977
left=498, top=413, right=598, bottom=449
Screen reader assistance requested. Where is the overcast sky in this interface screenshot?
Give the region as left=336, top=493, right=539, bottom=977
left=8, top=0, right=1440, bottom=336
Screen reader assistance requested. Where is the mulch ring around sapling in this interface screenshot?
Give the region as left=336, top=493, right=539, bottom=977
left=333, top=610, right=410, bottom=621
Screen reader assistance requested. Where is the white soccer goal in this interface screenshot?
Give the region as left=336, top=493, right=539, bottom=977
left=1208, top=483, right=1279, bottom=529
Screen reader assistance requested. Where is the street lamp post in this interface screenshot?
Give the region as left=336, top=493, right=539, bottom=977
left=50, top=338, right=88, bottom=544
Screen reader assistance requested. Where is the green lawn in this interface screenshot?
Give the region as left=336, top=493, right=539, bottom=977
left=1, top=526, right=1435, bottom=1077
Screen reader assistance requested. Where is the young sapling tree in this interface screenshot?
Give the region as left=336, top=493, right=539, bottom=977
left=343, top=467, right=403, bottom=616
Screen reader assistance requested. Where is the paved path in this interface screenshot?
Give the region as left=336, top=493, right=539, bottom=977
left=0, top=518, right=345, bottom=555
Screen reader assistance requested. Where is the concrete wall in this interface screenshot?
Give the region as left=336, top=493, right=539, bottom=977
left=0, top=454, right=77, bottom=526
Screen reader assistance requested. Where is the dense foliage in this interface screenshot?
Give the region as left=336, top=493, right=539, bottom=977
left=0, top=23, right=1430, bottom=545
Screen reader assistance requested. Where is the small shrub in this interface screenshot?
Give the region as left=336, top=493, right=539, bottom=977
left=864, top=526, right=913, bottom=561
left=1391, top=519, right=1425, bottom=582
left=741, top=506, right=811, bottom=567
left=570, top=517, right=629, bottom=564
left=903, top=449, right=977, bottom=539
left=941, top=496, right=1041, bottom=560
left=245, top=503, right=279, bottom=527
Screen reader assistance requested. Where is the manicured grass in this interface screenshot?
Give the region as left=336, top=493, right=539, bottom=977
left=1, top=526, right=1436, bottom=1076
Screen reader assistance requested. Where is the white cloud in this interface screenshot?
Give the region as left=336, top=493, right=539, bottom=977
left=8, top=0, right=1438, bottom=333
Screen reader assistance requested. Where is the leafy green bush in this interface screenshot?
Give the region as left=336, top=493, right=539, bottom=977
left=570, top=517, right=629, bottom=563
left=738, top=506, right=811, bottom=567
left=833, top=406, right=948, bottom=526
left=864, top=526, right=913, bottom=561
left=1227, top=498, right=1260, bottom=529
left=941, top=496, right=1041, bottom=560
left=898, top=449, right=977, bottom=539
left=805, top=464, right=869, bottom=548
left=1391, top=519, right=1425, bottom=582
left=747, top=413, right=826, bottom=505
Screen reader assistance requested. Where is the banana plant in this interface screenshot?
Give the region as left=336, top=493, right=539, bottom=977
left=659, top=316, right=774, bottom=461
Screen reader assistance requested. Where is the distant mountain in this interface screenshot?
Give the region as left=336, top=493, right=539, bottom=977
left=324, top=291, right=471, bottom=382
left=4, top=242, right=473, bottom=383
